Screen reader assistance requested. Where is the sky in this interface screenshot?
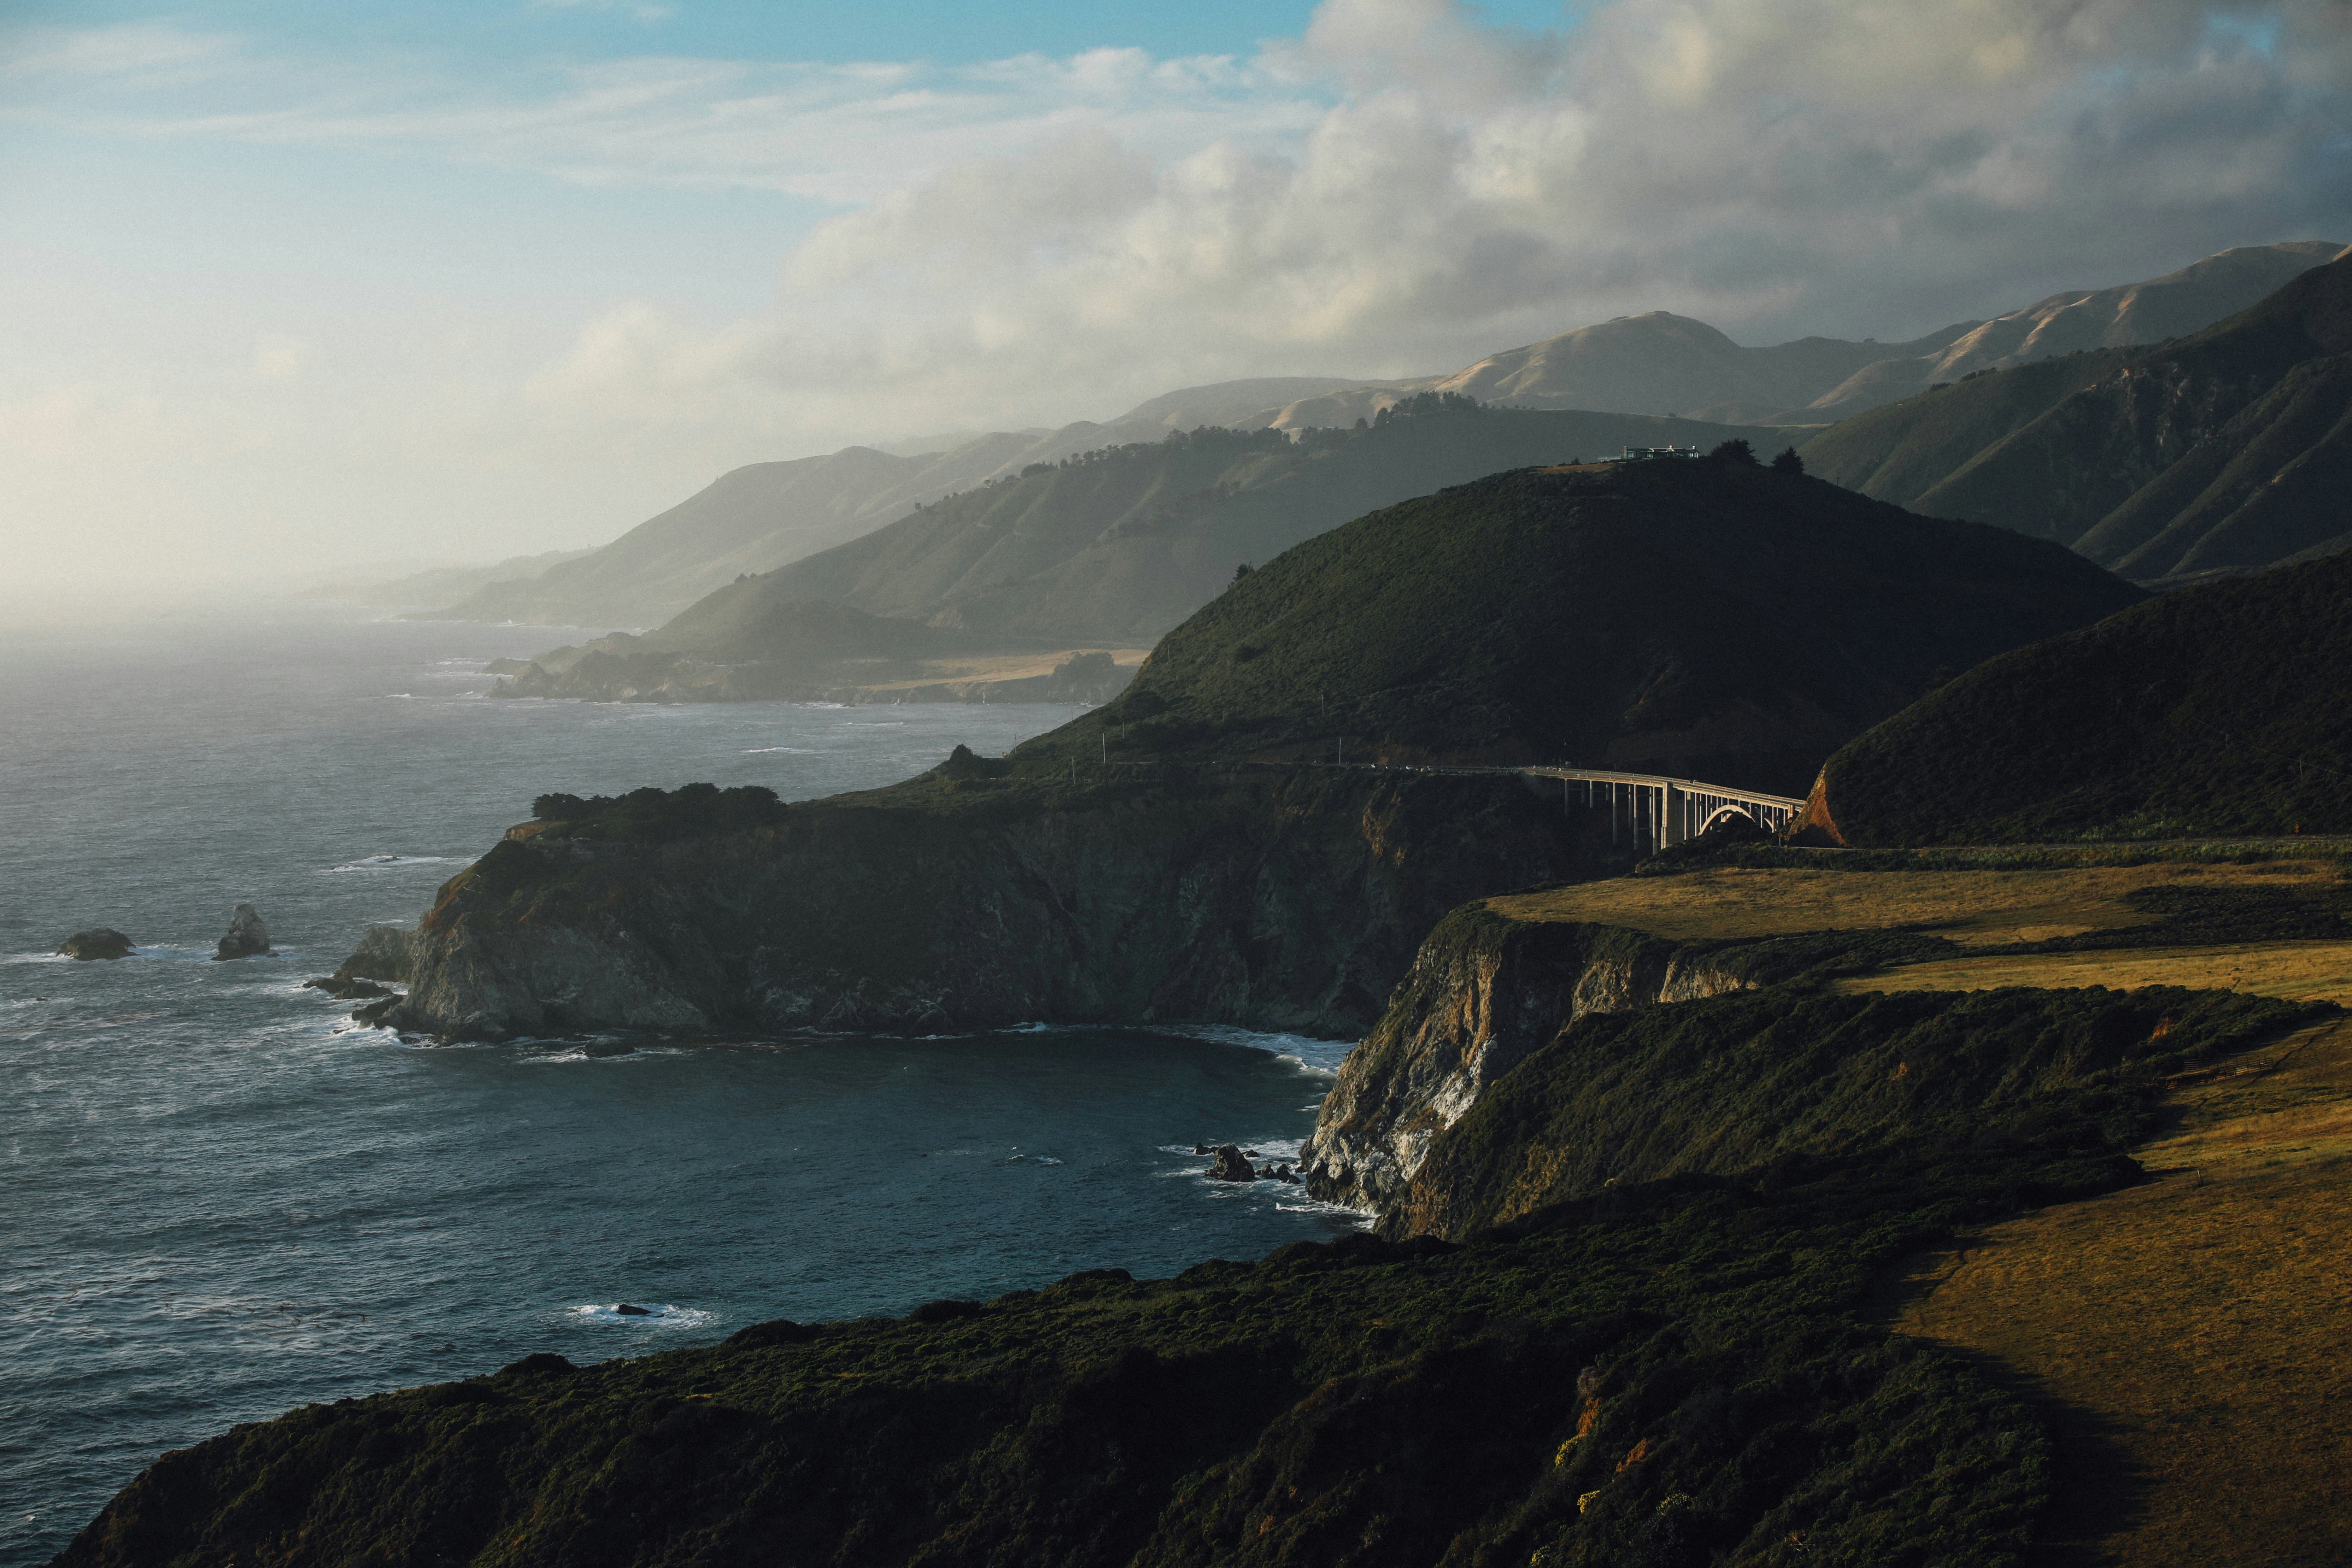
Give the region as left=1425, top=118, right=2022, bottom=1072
left=3, top=0, right=2349, bottom=602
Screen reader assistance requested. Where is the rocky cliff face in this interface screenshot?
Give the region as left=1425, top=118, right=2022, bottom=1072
left=368, top=767, right=1580, bottom=1044
left=1298, top=905, right=1757, bottom=1211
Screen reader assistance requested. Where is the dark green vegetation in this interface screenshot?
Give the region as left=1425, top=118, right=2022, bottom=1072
left=1800, top=249, right=2352, bottom=583
left=1811, top=552, right=2352, bottom=843
left=61, top=981, right=2320, bottom=1568
left=1389, top=982, right=2316, bottom=1239
left=525, top=783, right=790, bottom=841
left=386, top=765, right=1580, bottom=1040
left=1031, top=457, right=2141, bottom=795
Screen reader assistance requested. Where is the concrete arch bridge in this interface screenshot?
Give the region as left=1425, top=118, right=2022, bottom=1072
left=1456, top=767, right=1805, bottom=853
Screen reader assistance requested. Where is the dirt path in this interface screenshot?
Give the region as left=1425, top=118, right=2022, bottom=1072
left=1888, top=1021, right=2352, bottom=1566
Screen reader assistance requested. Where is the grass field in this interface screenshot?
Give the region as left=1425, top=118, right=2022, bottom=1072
left=1888, top=1020, right=2352, bottom=1567
left=1837, top=940, right=2352, bottom=1006
left=1489, top=859, right=2341, bottom=947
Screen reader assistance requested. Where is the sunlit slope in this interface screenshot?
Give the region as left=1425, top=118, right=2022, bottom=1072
left=706, top=403, right=1773, bottom=646
left=1027, top=457, right=2142, bottom=795
left=1801, top=248, right=2352, bottom=582
left=1808, top=552, right=2352, bottom=843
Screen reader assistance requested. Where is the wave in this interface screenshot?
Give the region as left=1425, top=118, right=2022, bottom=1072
left=326, top=853, right=469, bottom=873
left=1151, top=1023, right=1356, bottom=1076
left=570, top=1302, right=717, bottom=1328
left=742, top=746, right=819, bottom=754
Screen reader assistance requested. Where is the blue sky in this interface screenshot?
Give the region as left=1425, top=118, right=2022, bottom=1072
left=2, top=0, right=2346, bottom=601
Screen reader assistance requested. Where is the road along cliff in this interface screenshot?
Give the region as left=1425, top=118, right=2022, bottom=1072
left=364, top=763, right=1584, bottom=1043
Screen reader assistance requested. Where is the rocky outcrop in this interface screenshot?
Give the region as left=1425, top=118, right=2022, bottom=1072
left=213, top=905, right=271, bottom=961
left=360, top=765, right=1580, bottom=1044
left=1206, top=1145, right=1255, bottom=1181
left=334, top=925, right=415, bottom=985
left=1298, top=905, right=1758, bottom=1212
left=58, top=928, right=134, bottom=961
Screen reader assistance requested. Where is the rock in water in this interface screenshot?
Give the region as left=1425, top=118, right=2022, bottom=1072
left=58, top=928, right=134, bottom=961
left=615, top=1303, right=652, bottom=1316
left=1207, top=1144, right=1256, bottom=1182
left=214, top=904, right=271, bottom=961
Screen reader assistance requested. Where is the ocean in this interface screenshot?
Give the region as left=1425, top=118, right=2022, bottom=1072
left=0, top=606, right=1361, bottom=1565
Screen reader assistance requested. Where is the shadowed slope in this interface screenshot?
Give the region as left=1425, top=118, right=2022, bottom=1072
left=1807, top=553, right=2352, bottom=844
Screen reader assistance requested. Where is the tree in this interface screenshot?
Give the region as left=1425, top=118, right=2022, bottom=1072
left=1708, top=438, right=1758, bottom=465
left=1771, top=447, right=1805, bottom=476
left=1232, top=562, right=1254, bottom=583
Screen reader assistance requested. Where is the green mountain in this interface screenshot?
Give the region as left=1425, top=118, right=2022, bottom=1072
left=1025, top=454, right=2143, bottom=796
left=1803, top=553, right=2352, bottom=844
left=696, top=403, right=1781, bottom=648
left=1800, top=247, right=2352, bottom=583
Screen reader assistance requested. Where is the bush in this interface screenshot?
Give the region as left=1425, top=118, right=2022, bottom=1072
left=1708, top=438, right=1758, bottom=464
left=528, top=783, right=788, bottom=840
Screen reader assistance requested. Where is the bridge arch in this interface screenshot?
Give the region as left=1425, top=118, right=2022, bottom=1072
left=1697, top=803, right=1765, bottom=836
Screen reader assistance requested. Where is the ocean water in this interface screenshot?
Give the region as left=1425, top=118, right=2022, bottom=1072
left=0, top=606, right=1361, bottom=1565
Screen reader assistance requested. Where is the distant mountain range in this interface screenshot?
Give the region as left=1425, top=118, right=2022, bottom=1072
left=492, top=401, right=1791, bottom=701
left=421, top=241, right=2336, bottom=629
left=1801, top=245, right=2352, bottom=586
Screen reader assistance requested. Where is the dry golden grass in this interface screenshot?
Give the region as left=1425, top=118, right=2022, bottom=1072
left=1836, top=941, right=2352, bottom=1006
left=1488, top=861, right=2334, bottom=946
left=851, top=648, right=1149, bottom=695
left=1889, top=1021, right=2352, bottom=1567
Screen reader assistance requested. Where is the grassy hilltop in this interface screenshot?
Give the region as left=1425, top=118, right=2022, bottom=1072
left=1025, top=456, right=2141, bottom=795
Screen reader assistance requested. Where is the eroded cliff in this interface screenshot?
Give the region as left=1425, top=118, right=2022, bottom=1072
left=1297, top=905, right=1765, bottom=1210
left=371, top=764, right=1581, bottom=1043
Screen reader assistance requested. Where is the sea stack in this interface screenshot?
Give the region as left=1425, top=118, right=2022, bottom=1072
left=58, top=928, right=134, bottom=961
left=1207, top=1144, right=1257, bottom=1182
left=214, top=904, right=272, bottom=960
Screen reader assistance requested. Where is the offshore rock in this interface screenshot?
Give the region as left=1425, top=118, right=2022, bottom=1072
left=58, top=928, right=134, bottom=961
left=213, top=904, right=271, bottom=961
left=358, top=765, right=1577, bottom=1045
left=1207, top=1145, right=1256, bottom=1182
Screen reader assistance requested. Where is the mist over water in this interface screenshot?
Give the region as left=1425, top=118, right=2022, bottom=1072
left=0, top=607, right=1357, bottom=1566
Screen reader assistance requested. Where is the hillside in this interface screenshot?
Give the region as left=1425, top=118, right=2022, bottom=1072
left=494, top=401, right=1782, bottom=694
left=424, top=381, right=1377, bottom=628
left=1802, top=246, right=2352, bottom=583
left=1798, top=552, right=2352, bottom=844
left=1020, top=454, right=2142, bottom=796
left=417, top=245, right=2319, bottom=628
left=60, top=874, right=2328, bottom=1568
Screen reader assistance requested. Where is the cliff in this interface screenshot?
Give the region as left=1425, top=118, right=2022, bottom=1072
left=64, top=921, right=2322, bottom=1568
left=373, top=765, right=1581, bottom=1043
left=1298, top=906, right=1765, bottom=1210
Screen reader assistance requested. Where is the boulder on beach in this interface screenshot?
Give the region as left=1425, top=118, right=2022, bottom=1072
left=1207, top=1144, right=1256, bottom=1182
left=58, top=928, right=134, bottom=961
left=213, top=904, right=271, bottom=961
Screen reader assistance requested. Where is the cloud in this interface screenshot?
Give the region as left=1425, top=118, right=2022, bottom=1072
left=5, top=0, right=2350, bottom=595
left=522, top=0, right=2352, bottom=450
